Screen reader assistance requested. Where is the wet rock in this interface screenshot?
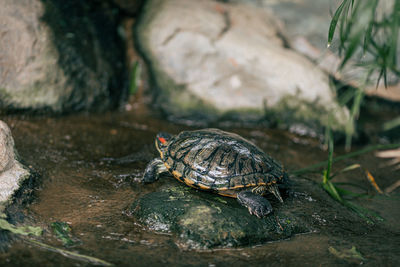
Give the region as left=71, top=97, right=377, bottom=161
left=0, top=0, right=126, bottom=113
left=0, top=121, right=32, bottom=212
left=131, top=175, right=370, bottom=249
left=136, top=0, right=349, bottom=131
left=131, top=182, right=309, bottom=249
left=130, top=176, right=370, bottom=249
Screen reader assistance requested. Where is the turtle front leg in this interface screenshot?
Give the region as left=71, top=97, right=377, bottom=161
left=237, top=191, right=273, bottom=218
left=142, top=158, right=168, bottom=183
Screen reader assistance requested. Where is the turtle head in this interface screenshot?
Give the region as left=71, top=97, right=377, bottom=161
left=155, top=132, right=172, bottom=155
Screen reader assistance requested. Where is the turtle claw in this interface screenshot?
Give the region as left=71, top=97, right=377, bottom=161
left=249, top=208, right=263, bottom=218
left=237, top=191, right=273, bottom=218
left=247, top=207, right=259, bottom=217
left=267, top=184, right=284, bottom=203
left=252, top=203, right=272, bottom=218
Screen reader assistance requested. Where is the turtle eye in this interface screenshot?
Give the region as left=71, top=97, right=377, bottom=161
left=158, top=137, right=167, bottom=144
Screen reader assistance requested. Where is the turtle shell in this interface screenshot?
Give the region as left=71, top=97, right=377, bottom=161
left=161, top=128, right=285, bottom=191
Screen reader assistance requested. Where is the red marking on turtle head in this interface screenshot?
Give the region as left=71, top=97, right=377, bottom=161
left=158, top=137, right=167, bottom=144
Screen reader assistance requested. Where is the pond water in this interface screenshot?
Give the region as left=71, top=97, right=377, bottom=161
left=1, top=103, right=399, bottom=266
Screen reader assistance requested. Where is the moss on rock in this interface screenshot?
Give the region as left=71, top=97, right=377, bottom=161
left=131, top=182, right=310, bottom=249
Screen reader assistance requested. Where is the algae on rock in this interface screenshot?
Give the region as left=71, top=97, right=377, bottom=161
left=131, top=182, right=310, bottom=249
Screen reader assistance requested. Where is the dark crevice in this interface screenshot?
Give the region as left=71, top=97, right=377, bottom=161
left=162, top=28, right=181, bottom=46
left=216, top=10, right=231, bottom=40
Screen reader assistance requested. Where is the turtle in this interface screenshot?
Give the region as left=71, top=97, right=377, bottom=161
left=142, top=128, right=287, bottom=218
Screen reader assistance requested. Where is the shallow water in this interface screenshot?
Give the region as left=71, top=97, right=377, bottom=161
left=1, top=104, right=399, bottom=266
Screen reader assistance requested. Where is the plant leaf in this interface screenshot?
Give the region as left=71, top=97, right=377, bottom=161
left=339, top=30, right=363, bottom=70
left=383, top=116, right=400, bottom=131
left=0, top=218, right=42, bottom=236
left=326, top=130, right=334, bottom=180
left=292, top=143, right=400, bottom=175
left=331, top=164, right=361, bottom=178
left=365, top=170, right=384, bottom=194
left=328, top=0, right=349, bottom=47
left=129, top=61, right=140, bottom=95
left=335, top=186, right=368, bottom=198
left=322, top=180, right=343, bottom=203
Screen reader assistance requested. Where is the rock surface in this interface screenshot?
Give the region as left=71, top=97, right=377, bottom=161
left=136, top=0, right=349, bottom=131
left=0, top=121, right=31, bottom=212
left=131, top=176, right=364, bottom=249
left=0, top=0, right=126, bottom=113
left=262, top=0, right=400, bottom=95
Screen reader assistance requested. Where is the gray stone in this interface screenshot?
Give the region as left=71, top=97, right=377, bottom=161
left=131, top=176, right=364, bottom=249
left=136, top=0, right=350, bottom=131
left=262, top=0, right=400, bottom=93
left=131, top=182, right=307, bottom=249
left=0, top=0, right=126, bottom=113
left=0, top=121, right=31, bottom=212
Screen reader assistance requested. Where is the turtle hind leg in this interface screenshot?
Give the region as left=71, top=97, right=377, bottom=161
left=267, top=184, right=283, bottom=203
left=142, top=158, right=168, bottom=183
left=237, top=191, right=273, bottom=218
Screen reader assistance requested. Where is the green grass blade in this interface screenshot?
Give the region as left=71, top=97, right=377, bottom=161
left=382, top=66, right=388, bottom=88
left=389, top=1, right=400, bottom=69
left=342, top=200, right=373, bottom=224
left=334, top=182, right=368, bottom=191
left=326, top=130, right=334, bottom=180
left=330, top=163, right=361, bottom=179
left=322, top=180, right=343, bottom=203
left=292, top=143, right=400, bottom=175
left=339, top=0, right=353, bottom=54
left=328, top=181, right=343, bottom=202
left=335, top=186, right=368, bottom=198
left=363, top=0, right=378, bottom=55
left=364, top=65, right=376, bottom=85
left=129, top=61, right=140, bottom=95
left=339, top=163, right=361, bottom=173
left=363, top=23, right=373, bottom=55
left=328, top=0, right=349, bottom=47
left=383, top=116, right=400, bottom=131
left=345, top=88, right=364, bottom=150
left=344, top=200, right=384, bottom=222
left=377, top=68, right=385, bottom=88
left=338, top=87, right=357, bottom=106
left=339, top=31, right=363, bottom=70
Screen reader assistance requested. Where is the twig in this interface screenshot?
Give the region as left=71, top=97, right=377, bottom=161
left=25, top=239, right=113, bottom=266
left=385, top=180, right=400, bottom=194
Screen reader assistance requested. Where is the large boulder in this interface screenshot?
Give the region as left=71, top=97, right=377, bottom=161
left=0, top=0, right=126, bottom=113
left=0, top=121, right=32, bottom=212
left=130, top=176, right=365, bottom=249
left=136, top=0, right=350, bottom=131
left=262, top=0, right=400, bottom=98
